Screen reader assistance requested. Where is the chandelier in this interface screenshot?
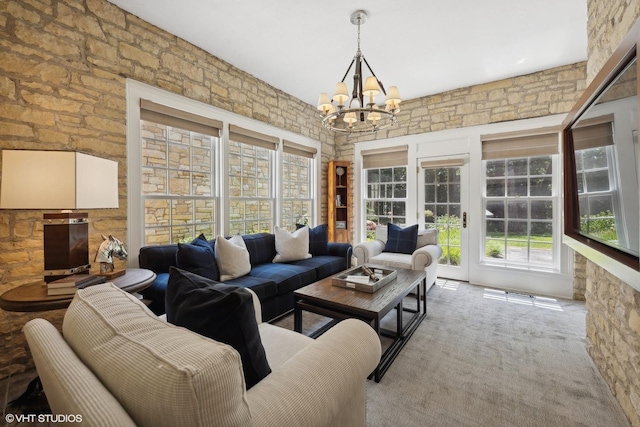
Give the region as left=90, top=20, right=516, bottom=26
left=317, top=10, right=401, bottom=134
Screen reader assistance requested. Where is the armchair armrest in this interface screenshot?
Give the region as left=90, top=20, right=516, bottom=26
left=247, top=318, right=381, bottom=427
left=353, top=240, right=385, bottom=265
left=327, top=242, right=353, bottom=268
left=412, top=244, right=443, bottom=270
left=246, top=288, right=262, bottom=325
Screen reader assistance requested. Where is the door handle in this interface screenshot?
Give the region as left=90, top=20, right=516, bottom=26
left=463, top=212, right=467, bottom=228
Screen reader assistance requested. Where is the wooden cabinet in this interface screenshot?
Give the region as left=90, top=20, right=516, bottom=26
left=328, top=160, right=351, bottom=243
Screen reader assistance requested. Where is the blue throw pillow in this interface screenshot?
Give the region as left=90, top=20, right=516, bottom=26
left=384, top=223, right=418, bottom=255
left=296, top=223, right=329, bottom=256
left=166, top=267, right=271, bottom=389
left=175, top=235, right=220, bottom=281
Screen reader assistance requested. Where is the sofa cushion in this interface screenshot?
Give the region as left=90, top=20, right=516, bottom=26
left=141, top=272, right=169, bottom=313
left=166, top=268, right=271, bottom=389
left=224, top=275, right=278, bottom=300
left=215, top=235, right=251, bottom=281
left=250, top=262, right=317, bottom=295
left=63, top=283, right=251, bottom=427
left=176, top=235, right=220, bottom=281
left=297, top=223, right=329, bottom=256
left=417, top=228, right=439, bottom=248
left=289, top=256, right=347, bottom=279
left=370, top=252, right=413, bottom=270
left=242, top=233, right=277, bottom=266
left=273, top=225, right=312, bottom=263
left=384, top=223, right=418, bottom=255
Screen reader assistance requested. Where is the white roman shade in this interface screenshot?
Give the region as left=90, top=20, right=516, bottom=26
left=420, top=158, right=464, bottom=169
left=140, top=99, right=222, bottom=137
left=571, top=114, right=614, bottom=151
left=481, top=126, right=560, bottom=160
left=362, top=145, right=408, bottom=169
left=283, top=140, right=317, bottom=158
left=229, top=125, right=278, bottom=150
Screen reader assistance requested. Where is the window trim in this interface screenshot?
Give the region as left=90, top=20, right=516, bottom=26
left=481, top=155, right=559, bottom=270
left=363, top=165, right=409, bottom=239
left=126, top=79, right=321, bottom=266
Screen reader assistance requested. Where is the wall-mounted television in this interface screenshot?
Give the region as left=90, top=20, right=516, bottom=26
left=562, top=20, right=640, bottom=270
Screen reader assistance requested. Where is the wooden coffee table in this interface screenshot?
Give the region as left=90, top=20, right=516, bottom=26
left=294, top=266, right=426, bottom=382
left=0, top=268, right=156, bottom=312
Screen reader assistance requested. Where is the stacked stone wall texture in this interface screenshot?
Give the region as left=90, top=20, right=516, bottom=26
left=573, top=252, right=587, bottom=300
left=584, top=0, right=640, bottom=424
left=334, top=63, right=587, bottom=245
left=0, top=0, right=332, bottom=380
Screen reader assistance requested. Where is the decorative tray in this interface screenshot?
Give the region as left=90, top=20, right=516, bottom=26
left=331, top=265, right=397, bottom=293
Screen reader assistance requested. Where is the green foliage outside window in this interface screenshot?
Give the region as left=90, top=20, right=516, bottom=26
left=580, top=210, right=617, bottom=243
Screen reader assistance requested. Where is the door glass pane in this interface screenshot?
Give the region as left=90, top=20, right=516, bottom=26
left=424, top=165, right=463, bottom=267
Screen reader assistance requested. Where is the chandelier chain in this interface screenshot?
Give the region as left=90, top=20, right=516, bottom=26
left=356, top=14, right=361, bottom=54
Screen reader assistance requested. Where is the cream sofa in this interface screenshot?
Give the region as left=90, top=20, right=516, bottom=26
left=354, top=226, right=442, bottom=291
left=24, top=283, right=381, bottom=427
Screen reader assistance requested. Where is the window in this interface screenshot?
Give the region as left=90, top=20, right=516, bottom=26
left=572, top=119, right=621, bottom=247
left=484, top=156, right=555, bottom=266
left=228, top=140, right=274, bottom=235
left=281, top=140, right=315, bottom=230
left=365, top=167, right=408, bottom=238
left=575, top=146, right=619, bottom=244
left=140, top=100, right=219, bottom=245
left=362, top=146, right=409, bottom=240
left=481, top=128, right=559, bottom=268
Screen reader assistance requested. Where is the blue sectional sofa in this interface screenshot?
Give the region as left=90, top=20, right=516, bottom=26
left=139, top=231, right=352, bottom=321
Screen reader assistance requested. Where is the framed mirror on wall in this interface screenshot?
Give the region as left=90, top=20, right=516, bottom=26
left=563, top=19, right=640, bottom=270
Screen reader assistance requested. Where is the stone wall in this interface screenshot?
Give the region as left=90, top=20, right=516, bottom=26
left=334, top=63, right=586, bottom=153
left=333, top=64, right=587, bottom=245
left=573, top=252, right=587, bottom=300
left=584, top=0, right=640, bottom=425
left=585, top=262, right=640, bottom=425
left=0, top=0, right=332, bottom=380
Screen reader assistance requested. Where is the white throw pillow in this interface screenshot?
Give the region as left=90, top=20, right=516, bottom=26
left=375, top=225, right=388, bottom=244
left=273, top=225, right=312, bottom=263
left=215, top=235, right=251, bottom=281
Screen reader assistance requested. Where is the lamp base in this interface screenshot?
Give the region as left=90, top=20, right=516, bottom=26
left=43, top=212, right=90, bottom=283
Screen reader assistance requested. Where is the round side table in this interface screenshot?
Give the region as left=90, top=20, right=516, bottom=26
left=0, top=268, right=156, bottom=312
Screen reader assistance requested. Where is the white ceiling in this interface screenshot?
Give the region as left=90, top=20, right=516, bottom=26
left=107, top=0, right=588, bottom=107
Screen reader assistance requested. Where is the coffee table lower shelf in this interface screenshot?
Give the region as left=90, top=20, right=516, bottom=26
left=293, top=267, right=427, bottom=382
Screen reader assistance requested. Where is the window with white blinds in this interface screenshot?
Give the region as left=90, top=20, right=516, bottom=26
left=362, top=145, right=409, bottom=240
left=481, top=127, right=560, bottom=268
left=139, top=99, right=219, bottom=245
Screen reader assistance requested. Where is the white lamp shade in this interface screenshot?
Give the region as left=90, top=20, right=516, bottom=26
left=333, top=82, right=349, bottom=105
left=385, top=86, right=401, bottom=105
left=317, top=92, right=332, bottom=110
left=363, top=76, right=381, bottom=97
left=367, top=111, right=382, bottom=122
left=0, top=150, right=119, bottom=209
left=343, top=112, right=357, bottom=124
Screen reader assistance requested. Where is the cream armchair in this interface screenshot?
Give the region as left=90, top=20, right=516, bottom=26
left=354, top=225, right=442, bottom=291
left=24, top=283, right=381, bottom=427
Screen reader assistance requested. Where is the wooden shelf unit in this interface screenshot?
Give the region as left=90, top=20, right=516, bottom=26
left=328, top=160, right=351, bottom=243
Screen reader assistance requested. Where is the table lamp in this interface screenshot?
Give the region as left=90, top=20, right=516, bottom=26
left=0, top=150, right=119, bottom=282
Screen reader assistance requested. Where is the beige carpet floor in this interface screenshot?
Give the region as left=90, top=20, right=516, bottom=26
left=276, top=279, right=631, bottom=427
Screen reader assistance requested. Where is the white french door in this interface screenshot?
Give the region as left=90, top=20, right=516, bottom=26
left=417, top=154, right=470, bottom=281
